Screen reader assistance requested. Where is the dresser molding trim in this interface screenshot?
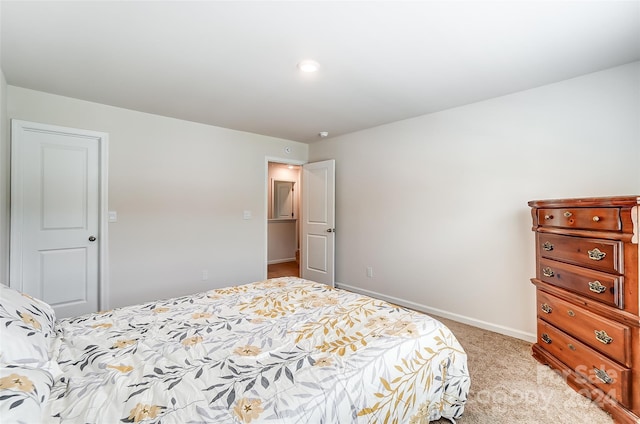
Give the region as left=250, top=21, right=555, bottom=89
left=528, top=196, right=640, bottom=209
left=535, top=227, right=635, bottom=243
left=532, top=279, right=640, bottom=328
left=632, top=206, right=638, bottom=244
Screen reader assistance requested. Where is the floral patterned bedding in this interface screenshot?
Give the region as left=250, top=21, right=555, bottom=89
left=16, top=278, right=470, bottom=423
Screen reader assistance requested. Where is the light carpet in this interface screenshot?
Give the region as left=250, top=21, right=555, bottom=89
left=431, top=316, right=614, bottom=424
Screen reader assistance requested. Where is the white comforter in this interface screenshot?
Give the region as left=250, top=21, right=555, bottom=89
left=44, top=278, right=470, bottom=423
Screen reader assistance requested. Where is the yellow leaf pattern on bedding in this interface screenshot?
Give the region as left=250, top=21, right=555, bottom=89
left=313, top=356, right=333, bottom=367
left=0, top=373, right=34, bottom=392
left=384, top=321, right=419, bottom=338
left=112, top=339, right=136, bottom=349
left=91, top=322, right=112, bottom=329
left=125, top=404, right=165, bottom=422
left=358, top=337, right=465, bottom=422
left=152, top=307, right=169, bottom=313
left=191, top=312, right=213, bottom=319
left=181, top=336, right=203, bottom=346
left=293, top=297, right=379, bottom=344
left=19, top=312, right=41, bottom=330
left=240, top=294, right=296, bottom=318
left=409, top=400, right=434, bottom=424
left=106, top=365, right=133, bottom=373
left=233, top=398, right=264, bottom=423
left=210, top=284, right=254, bottom=296
left=234, top=345, right=261, bottom=356
left=315, top=331, right=368, bottom=355
left=237, top=285, right=317, bottom=317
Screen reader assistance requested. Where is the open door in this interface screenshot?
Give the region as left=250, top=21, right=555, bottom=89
left=301, top=160, right=335, bottom=287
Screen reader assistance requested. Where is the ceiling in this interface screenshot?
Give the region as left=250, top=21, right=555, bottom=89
left=2, top=1, right=639, bottom=143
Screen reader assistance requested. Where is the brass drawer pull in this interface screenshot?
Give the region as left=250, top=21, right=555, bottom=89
left=542, top=242, right=553, bottom=251
left=540, top=303, right=552, bottom=314
left=595, top=330, right=613, bottom=345
left=567, top=310, right=575, bottom=317
left=544, top=214, right=553, bottom=220
left=587, top=248, right=606, bottom=261
left=542, top=267, right=555, bottom=278
left=592, top=216, right=600, bottom=222
left=588, top=280, right=607, bottom=294
left=564, top=211, right=572, bottom=218
left=568, top=344, right=576, bottom=351
left=593, top=367, right=613, bottom=384
left=541, top=333, right=552, bottom=344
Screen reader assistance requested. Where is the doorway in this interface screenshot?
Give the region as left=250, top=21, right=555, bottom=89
left=265, top=158, right=336, bottom=286
left=267, top=161, right=301, bottom=278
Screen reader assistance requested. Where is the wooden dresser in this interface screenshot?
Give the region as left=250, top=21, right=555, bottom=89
left=529, top=196, right=639, bottom=424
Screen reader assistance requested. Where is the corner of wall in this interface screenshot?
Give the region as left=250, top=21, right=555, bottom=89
left=0, top=69, right=9, bottom=283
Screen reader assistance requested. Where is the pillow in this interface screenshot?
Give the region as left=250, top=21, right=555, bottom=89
left=0, top=284, right=57, bottom=365
left=0, top=363, right=55, bottom=424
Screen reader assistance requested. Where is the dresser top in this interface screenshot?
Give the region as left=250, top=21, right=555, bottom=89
left=529, top=196, right=640, bottom=208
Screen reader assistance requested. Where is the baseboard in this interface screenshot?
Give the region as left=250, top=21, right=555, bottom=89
left=267, top=258, right=296, bottom=265
left=335, top=282, right=537, bottom=343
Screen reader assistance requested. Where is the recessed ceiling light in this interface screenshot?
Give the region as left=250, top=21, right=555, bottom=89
left=297, top=60, right=320, bottom=73
left=319, top=131, right=329, bottom=138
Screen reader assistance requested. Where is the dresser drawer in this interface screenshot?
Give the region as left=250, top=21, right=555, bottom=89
left=537, top=233, right=622, bottom=274
left=537, top=320, right=630, bottom=406
left=539, top=258, right=623, bottom=308
left=537, top=207, right=621, bottom=231
left=537, top=291, right=631, bottom=366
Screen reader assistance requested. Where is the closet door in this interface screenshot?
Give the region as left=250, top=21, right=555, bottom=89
left=10, top=120, right=108, bottom=318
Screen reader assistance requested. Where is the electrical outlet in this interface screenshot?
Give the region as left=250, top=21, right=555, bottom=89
left=366, top=267, right=373, bottom=278
left=202, top=270, right=209, bottom=280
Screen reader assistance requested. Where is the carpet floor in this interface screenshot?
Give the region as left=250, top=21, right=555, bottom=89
left=431, top=316, right=614, bottom=424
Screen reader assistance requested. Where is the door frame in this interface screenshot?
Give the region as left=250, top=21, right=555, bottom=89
left=264, top=156, right=305, bottom=279
left=9, top=120, right=110, bottom=311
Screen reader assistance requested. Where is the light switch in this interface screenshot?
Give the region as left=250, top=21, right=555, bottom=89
left=243, top=210, right=252, bottom=220
left=108, top=211, right=118, bottom=222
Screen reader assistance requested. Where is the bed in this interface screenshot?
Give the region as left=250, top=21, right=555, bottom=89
left=0, top=277, right=470, bottom=423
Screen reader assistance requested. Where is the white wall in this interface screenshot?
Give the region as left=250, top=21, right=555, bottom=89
left=309, top=62, right=640, bottom=341
left=0, top=69, right=8, bottom=284
left=6, top=87, right=308, bottom=309
left=267, top=221, right=297, bottom=263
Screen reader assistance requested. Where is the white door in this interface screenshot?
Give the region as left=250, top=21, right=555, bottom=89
left=301, top=160, right=335, bottom=286
left=10, top=120, right=107, bottom=318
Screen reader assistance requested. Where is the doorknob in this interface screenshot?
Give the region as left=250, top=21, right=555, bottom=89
left=326, top=228, right=335, bottom=233
left=88, top=236, right=97, bottom=242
